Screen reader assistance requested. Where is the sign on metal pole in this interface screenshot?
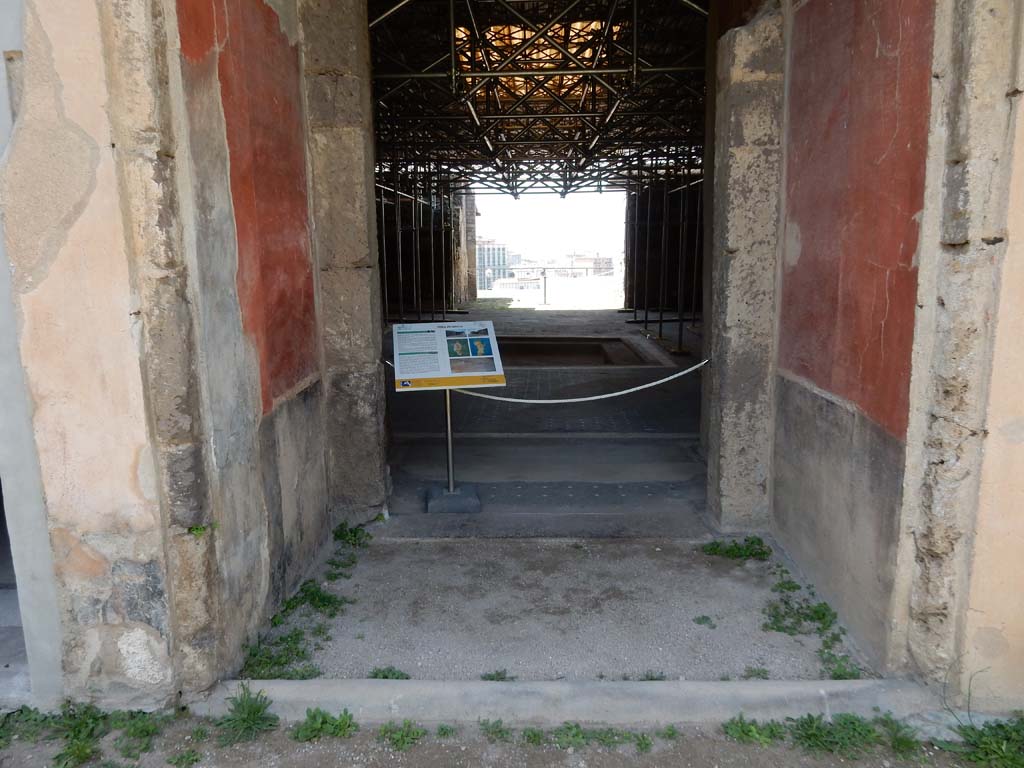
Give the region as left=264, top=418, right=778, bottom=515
left=392, top=320, right=506, bottom=392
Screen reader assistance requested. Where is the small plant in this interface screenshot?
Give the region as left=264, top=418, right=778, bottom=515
left=701, top=536, right=772, bottom=561
left=167, top=750, right=201, bottom=767
left=640, top=670, right=667, bottom=680
left=693, top=615, right=717, bottom=629
left=190, top=726, right=209, bottom=742
left=311, top=623, right=331, bottom=640
left=369, top=666, right=410, bottom=679
left=656, top=724, right=680, bottom=740
left=941, top=712, right=1024, bottom=767
left=633, top=732, right=654, bottom=753
left=741, top=666, right=770, bottom=680
left=788, top=713, right=878, bottom=758
left=723, top=714, right=786, bottom=746
left=187, top=526, right=208, bottom=539
left=771, top=578, right=802, bottom=593
left=241, top=629, right=320, bottom=680
left=436, top=724, right=458, bottom=738
left=521, top=726, right=546, bottom=745
left=588, top=727, right=632, bottom=747
left=52, top=701, right=109, bottom=768
left=112, top=711, right=164, bottom=759
left=53, top=738, right=100, bottom=768
left=334, top=521, right=372, bottom=548
left=292, top=708, right=358, bottom=741
left=216, top=683, right=279, bottom=746
left=281, top=580, right=352, bottom=618
left=874, top=713, right=921, bottom=759
left=550, top=722, right=588, bottom=750
left=481, top=669, right=516, bottom=681
left=377, top=720, right=427, bottom=751
left=480, top=719, right=513, bottom=743
left=0, top=706, right=53, bottom=747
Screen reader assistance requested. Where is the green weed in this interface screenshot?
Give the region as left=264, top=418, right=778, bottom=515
left=292, top=708, right=358, bottom=741
left=0, top=706, right=53, bottom=747
left=281, top=580, right=352, bottom=618
left=741, top=666, right=770, bottom=680
left=874, top=713, right=921, bottom=759
left=436, top=724, right=458, bottom=739
left=771, top=578, right=802, bottom=593
left=187, top=526, right=208, bottom=539
left=940, top=712, right=1024, bottom=767
left=190, top=726, right=209, bottom=742
left=377, top=720, right=427, bottom=751
left=53, top=738, right=100, bottom=768
left=788, top=713, right=878, bottom=758
left=167, top=749, right=201, bottom=767
left=51, top=702, right=110, bottom=768
left=333, top=522, right=372, bottom=548
left=479, top=719, right=513, bottom=743
left=641, top=670, right=668, bottom=680
left=480, top=669, right=516, bottom=681
left=656, top=724, right=680, bottom=740
left=111, top=711, right=164, bottom=759
left=701, top=536, right=772, bottom=561
left=369, top=666, right=410, bottom=679
left=240, top=629, right=320, bottom=680
left=588, top=727, right=632, bottom=747
left=521, top=726, right=546, bottom=745
left=216, top=683, right=279, bottom=746
left=693, top=615, right=717, bottom=629
left=550, top=722, right=588, bottom=750
left=722, top=714, right=786, bottom=746
left=634, top=732, right=654, bottom=753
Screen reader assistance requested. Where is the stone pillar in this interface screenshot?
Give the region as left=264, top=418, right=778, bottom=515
left=704, top=7, right=783, bottom=531
left=298, top=0, right=388, bottom=513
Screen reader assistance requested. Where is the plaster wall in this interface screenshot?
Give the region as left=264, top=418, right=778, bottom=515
left=959, top=102, right=1024, bottom=709
left=0, top=0, right=175, bottom=705
left=772, top=0, right=934, bottom=665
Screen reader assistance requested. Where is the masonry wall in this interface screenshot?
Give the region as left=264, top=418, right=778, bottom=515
left=773, top=0, right=935, bottom=663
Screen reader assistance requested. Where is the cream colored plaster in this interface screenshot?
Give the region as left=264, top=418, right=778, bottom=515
left=4, top=1, right=159, bottom=537
left=960, top=99, right=1024, bottom=710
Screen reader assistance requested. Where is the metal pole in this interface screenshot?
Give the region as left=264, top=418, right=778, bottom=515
left=642, top=174, right=653, bottom=330
left=413, top=168, right=423, bottom=320
left=631, top=176, right=640, bottom=319
left=428, top=169, right=436, bottom=320
left=444, top=389, right=455, bottom=493
left=379, top=167, right=390, bottom=322
left=394, top=164, right=405, bottom=321
left=677, top=148, right=691, bottom=351
left=439, top=176, right=449, bottom=321
left=658, top=157, right=669, bottom=339
left=689, top=175, right=703, bottom=334
left=542, top=269, right=548, bottom=305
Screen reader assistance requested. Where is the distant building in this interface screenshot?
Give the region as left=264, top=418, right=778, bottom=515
left=568, top=253, right=615, bottom=276
left=476, top=238, right=522, bottom=290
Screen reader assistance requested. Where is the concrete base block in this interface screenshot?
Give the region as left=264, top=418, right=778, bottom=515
left=426, top=485, right=482, bottom=514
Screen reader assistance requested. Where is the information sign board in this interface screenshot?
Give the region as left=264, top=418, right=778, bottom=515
left=393, top=321, right=506, bottom=391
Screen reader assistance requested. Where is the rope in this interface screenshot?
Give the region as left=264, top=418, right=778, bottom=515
left=451, top=359, right=709, bottom=404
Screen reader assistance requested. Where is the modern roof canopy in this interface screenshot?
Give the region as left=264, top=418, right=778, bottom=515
left=369, top=0, right=708, bottom=195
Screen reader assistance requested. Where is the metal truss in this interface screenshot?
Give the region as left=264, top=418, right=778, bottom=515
left=369, top=0, right=708, bottom=195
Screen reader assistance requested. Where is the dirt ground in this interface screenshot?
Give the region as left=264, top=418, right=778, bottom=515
left=0, top=717, right=967, bottom=768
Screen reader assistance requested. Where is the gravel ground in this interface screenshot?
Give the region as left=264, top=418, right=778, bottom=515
left=0, top=718, right=966, bottom=768
left=277, top=537, right=865, bottom=682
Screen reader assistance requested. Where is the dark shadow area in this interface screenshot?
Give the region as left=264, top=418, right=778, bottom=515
left=0, top=478, right=29, bottom=688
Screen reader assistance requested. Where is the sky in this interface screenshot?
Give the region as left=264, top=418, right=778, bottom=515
left=473, top=190, right=627, bottom=264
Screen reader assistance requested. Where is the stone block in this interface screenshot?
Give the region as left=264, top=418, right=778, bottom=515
left=324, top=366, right=388, bottom=508
left=319, top=264, right=382, bottom=366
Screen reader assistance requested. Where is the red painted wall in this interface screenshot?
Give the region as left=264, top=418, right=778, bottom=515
left=178, top=0, right=318, bottom=413
left=778, top=0, right=934, bottom=439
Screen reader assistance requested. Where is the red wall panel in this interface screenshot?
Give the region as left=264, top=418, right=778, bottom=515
left=177, top=0, right=318, bottom=414
left=779, top=0, right=934, bottom=439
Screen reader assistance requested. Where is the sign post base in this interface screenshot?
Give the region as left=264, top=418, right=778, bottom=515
left=426, top=484, right=482, bottom=514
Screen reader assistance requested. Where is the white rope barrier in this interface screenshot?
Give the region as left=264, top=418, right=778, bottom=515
left=451, top=359, right=709, bottom=404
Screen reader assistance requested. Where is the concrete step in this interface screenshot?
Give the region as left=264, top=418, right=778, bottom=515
left=190, top=678, right=938, bottom=726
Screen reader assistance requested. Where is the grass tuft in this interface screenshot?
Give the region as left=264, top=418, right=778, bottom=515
left=166, top=749, right=201, bottom=767
left=281, top=580, right=352, bottom=619
left=333, top=522, right=372, bottom=548
left=521, top=726, right=546, bottom=746
left=292, top=708, right=358, bottom=741
left=788, top=713, right=878, bottom=758
left=216, top=683, right=279, bottom=746
left=640, top=670, right=668, bottom=681
left=369, top=666, right=410, bottom=680
left=940, top=712, right=1024, bottom=767
left=479, top=719, right=513, bottom=743
left=693, top=615, right=717, bottom=629
left=435, top=724, right=458, bottom=739
left=701, top=536, right=772, bottom=561
left=480, top=669, right=516, bottom=681
left=722, top=714, right=787, bottom=746
left=741, top=666, right=770, bottom=680
left=240, top=629, right=320, bottom=680
left=377, top=720, right=427, bottom=751
left=656, top=724, right=680, bottom=740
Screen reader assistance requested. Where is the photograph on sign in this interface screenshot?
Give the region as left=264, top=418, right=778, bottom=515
left=393, top=321, right=506, bottom=391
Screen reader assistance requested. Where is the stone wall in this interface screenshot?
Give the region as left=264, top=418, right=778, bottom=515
left=704, top=5, right=782, bottom=531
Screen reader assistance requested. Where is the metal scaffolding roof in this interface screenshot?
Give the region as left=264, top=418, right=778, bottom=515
left=370, top=0, right=708, bottom=195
